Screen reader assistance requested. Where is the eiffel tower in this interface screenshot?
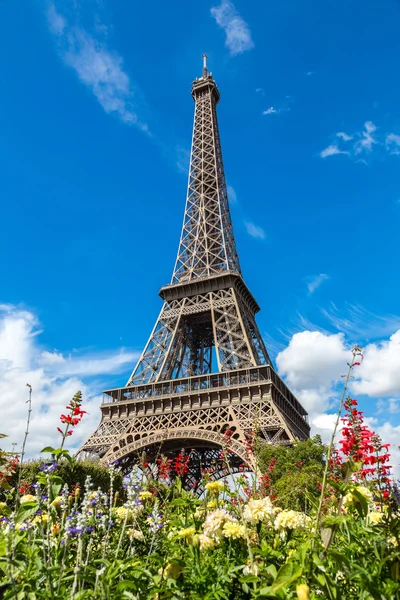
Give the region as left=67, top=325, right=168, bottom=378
left=79, top=56, right=310, bottom=488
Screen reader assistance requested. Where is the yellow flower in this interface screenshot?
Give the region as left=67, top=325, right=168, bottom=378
left=222, top=521, right=247, bottom=539
left=115, top=506, right=133, bottom=523
left=198, top=533, right=216, bottom=550
left=89, top=491, right=101, bottom=500
left=368, top=511, right=384, bottom=525
left=0, top=502, right=7, bottom=515
left=207, top=500, right=217, bottom=509
left=20, top=494, right=36, bottom=504
left=274, top=510, right=311, bottom=531
left=296, top=583, right=310, bottom=600
left=51, top=496, right=63, bottom=508
left=127, top=528, right=145, bottom=541
left=139, top=491, right=153, bottom=500
left=205, top=481, right=225, bottom=494
left=159, top=563, right=182, bottom=580
left=33, top=513, right=48, bottom=525
left=178, top=526, right=196, bottom=538
left=343, top=486, right=373, bottom=508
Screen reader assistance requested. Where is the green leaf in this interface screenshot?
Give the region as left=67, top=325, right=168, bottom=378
left=271, top=562, right=302, bottom=592
left=51, top=483, right=62, bottom=500
left=266, top=564, right=277, bottom=579
left=40, top=446, right=55, bottom=454
left=240, top=574, right=258, bottom=583
left=351, top=488, right=369, bottom=517
left=15, top=501, right=38, bottom=523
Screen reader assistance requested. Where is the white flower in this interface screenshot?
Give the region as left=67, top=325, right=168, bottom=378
left=203, top=509, right=235, bottom=540
left=243, top=497, right=275, bottom=525
left=198, top=534, right=216, bottom=550
left=243, top=563, right=259, bottom=576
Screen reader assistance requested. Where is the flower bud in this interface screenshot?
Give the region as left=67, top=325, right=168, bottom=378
left=296, top=584, right=310, bottom=600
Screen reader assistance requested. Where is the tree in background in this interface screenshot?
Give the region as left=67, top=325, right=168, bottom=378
left=258, top=435, right=327, bottom=512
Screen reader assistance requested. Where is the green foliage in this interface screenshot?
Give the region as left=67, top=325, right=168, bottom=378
left=9, top=458, right=124, bottom=496
left=0, top=457, right=398, bottom=599
left=258, top=436, right=326, bottom=511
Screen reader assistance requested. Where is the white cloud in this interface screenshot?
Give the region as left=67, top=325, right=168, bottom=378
left=386, top=133, right=400, bottom=155
left=320, top=303, right=400, bottom=340
left=211, top=0, right=254, bottom=56
left=355, top=121, right=378, bottom=154
left=374, top=422, right=400, bottom=476
left=0, top=305, right=137, bottom=457
left=244, top=221, right=265, bottom=240
left=276, top=331, right=350, bottom=403
left=263, top=107, right=277, bottom=115
left=306, top=273, right=329, bottom=294
left=352, top=330, right=400, bottom=397
left=46, top=3, right=148, bottom=130
left=336, top=131, right=353, bottom=142
left=227, top=185, right=237, bottom=204
left=320, top=121, right=385, bottom=161
left=377, top=398, right=400, bottom=415
left=276, top=329, right=400, bottom=476
left=320, top=145, right=349, bottom=158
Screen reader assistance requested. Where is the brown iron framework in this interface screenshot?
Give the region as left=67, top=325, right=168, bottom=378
left=78, top=56, right=310, bottom=488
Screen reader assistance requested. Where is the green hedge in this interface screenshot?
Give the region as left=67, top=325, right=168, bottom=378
left=11, top=458, right=123, bottom=496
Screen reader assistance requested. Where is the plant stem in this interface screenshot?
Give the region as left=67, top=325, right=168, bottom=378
left=16, top=383, right=32, bottom=505
left=311, top=346, right=362, bottom=554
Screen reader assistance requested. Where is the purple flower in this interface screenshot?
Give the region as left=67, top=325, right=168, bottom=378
left=87, top=526, right=94, bottom=533
left=68, top=526, right=83, bottom=536
left=40, top=463, right=59, bottom=473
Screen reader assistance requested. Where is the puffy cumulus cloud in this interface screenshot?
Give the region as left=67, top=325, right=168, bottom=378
left=276, top=331, right=350, bottom=393
left=0, top=305, right=137, bottom=457
left=276, top=329, right=400, bottom=475
left=276, top=331, right=351, bottom=443
left=352, top=330, right=400, bottom=397
left=372, top=421, right=400, bottom=478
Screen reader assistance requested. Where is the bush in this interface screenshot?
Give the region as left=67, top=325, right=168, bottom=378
left=10, top=458, right=124, bottom=497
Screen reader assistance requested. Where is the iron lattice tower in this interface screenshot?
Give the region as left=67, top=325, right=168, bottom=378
left=79, top=57, right=310, bottom=489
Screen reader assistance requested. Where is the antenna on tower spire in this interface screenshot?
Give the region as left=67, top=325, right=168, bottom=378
left=202, top=53, right=208, bottom=78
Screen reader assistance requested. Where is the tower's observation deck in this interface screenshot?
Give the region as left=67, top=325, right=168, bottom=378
left=78, top=57, right=310, bottom=489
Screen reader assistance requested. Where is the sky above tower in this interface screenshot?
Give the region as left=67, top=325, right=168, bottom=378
left=1, top=0, right=400, bottom=472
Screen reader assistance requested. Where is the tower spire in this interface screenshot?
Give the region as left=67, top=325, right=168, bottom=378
left=202, top=53, right=208, bottom=78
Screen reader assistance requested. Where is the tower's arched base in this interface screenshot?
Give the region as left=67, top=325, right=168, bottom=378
left=77, top=366, right=310, bottom=493
left=113, top=439, right=249, bottom=494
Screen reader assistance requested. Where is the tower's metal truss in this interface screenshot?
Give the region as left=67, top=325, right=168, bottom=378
left=78, top=57, right=310, bottom=488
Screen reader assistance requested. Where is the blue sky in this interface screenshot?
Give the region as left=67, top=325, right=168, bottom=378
left=1, top=0, right=400, bottom=467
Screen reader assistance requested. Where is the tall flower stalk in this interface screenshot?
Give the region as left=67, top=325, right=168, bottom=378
left=15, top=383, right=32, bottom=507
left=311, top=345, right=363, bottom=552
